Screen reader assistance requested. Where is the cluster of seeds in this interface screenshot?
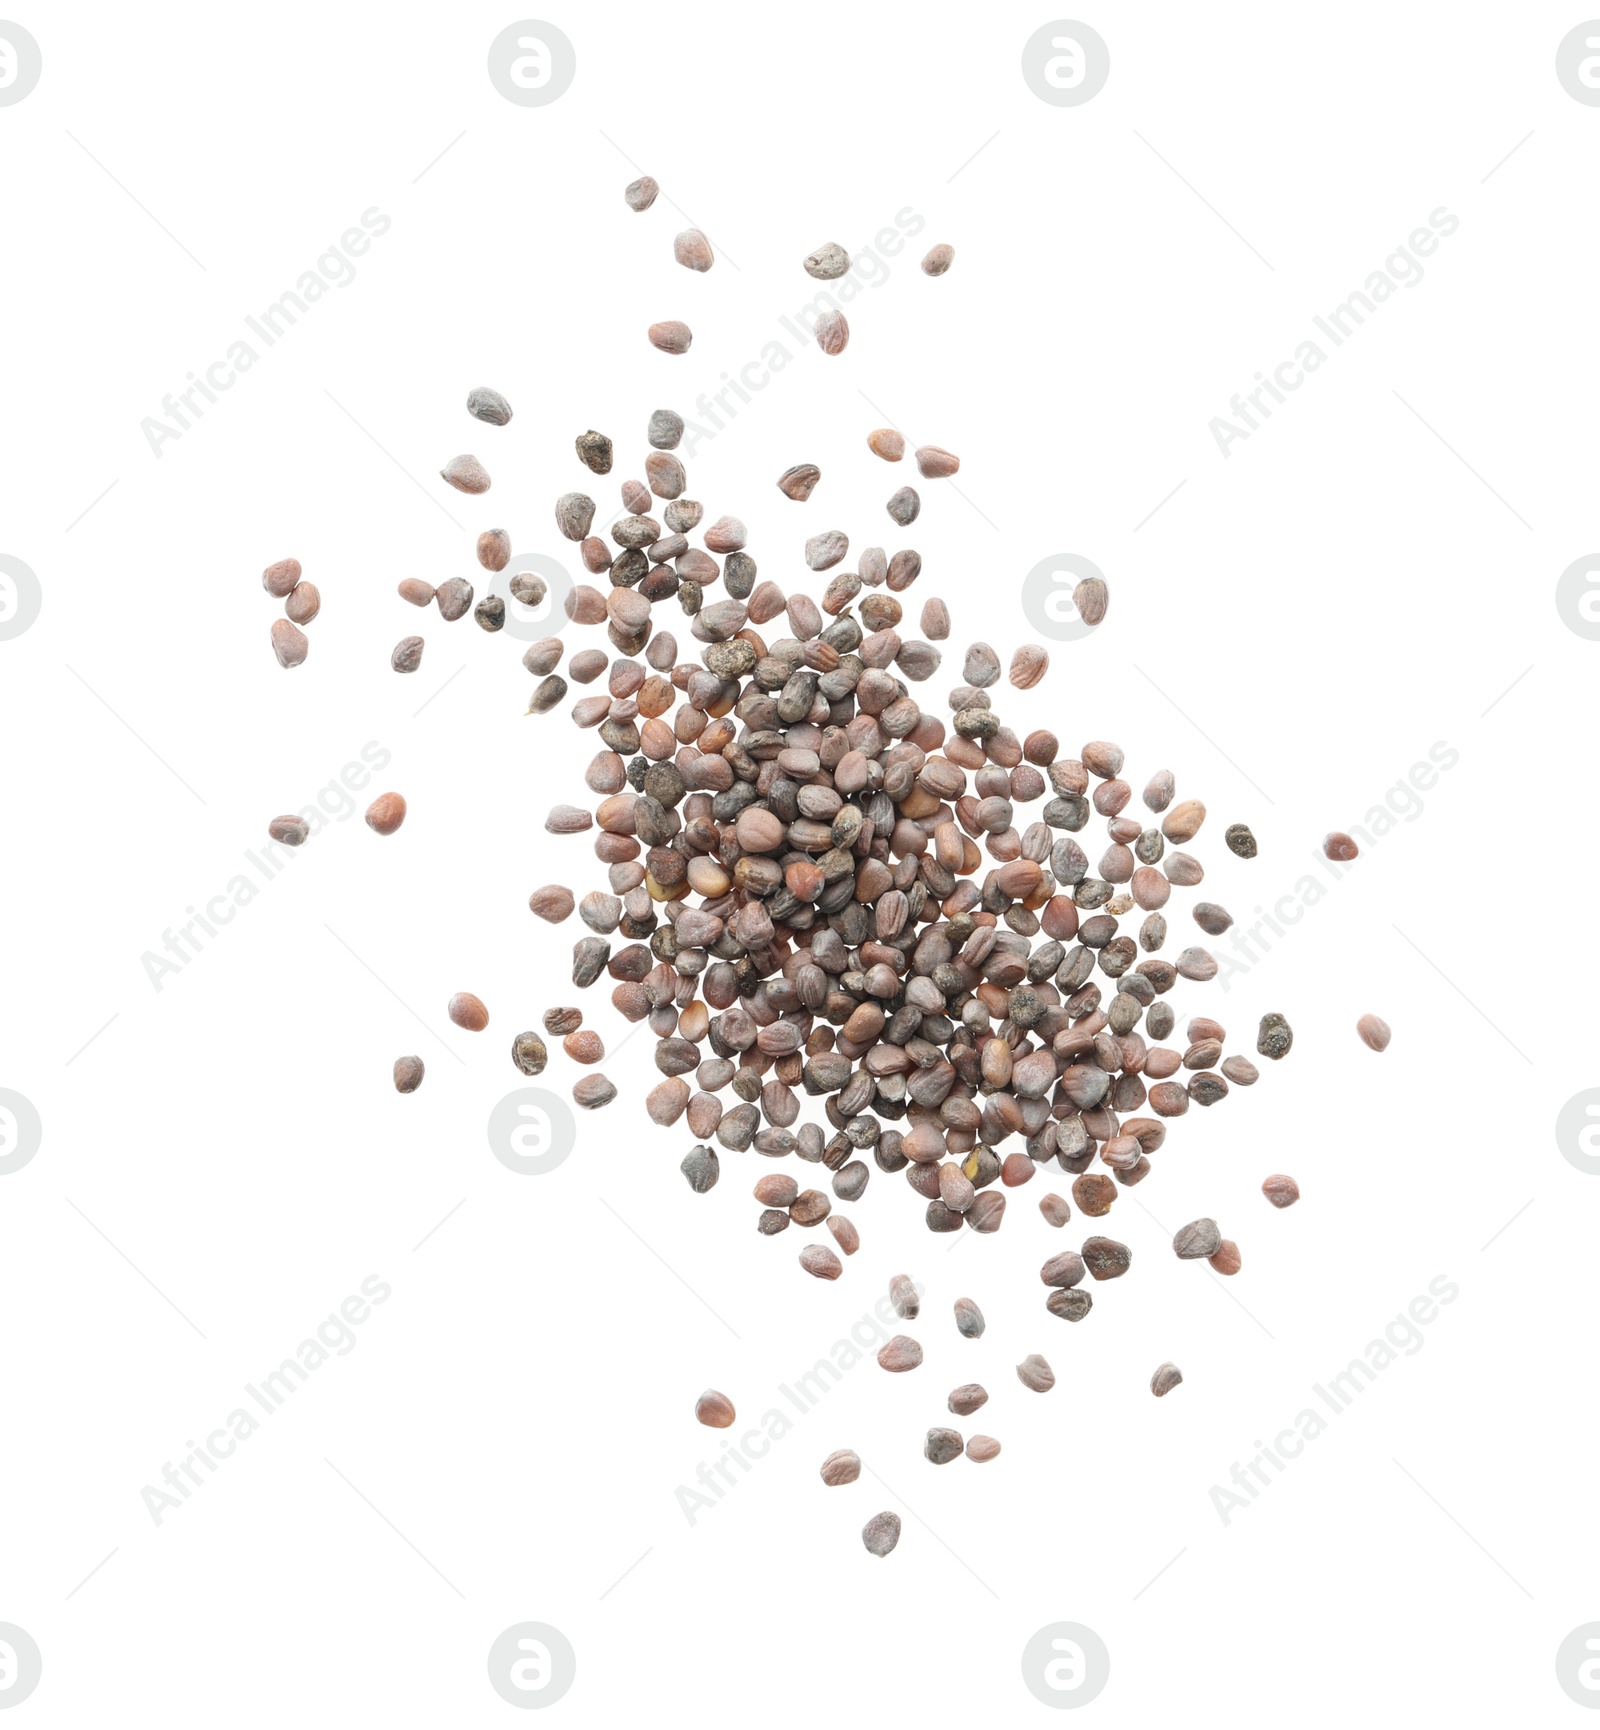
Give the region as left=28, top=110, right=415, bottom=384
left=262, top=556, right=319, bottom=668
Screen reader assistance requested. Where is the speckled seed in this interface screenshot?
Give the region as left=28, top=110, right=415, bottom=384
left=393, top=1055, right=424, bottom=1093
left=778, top=463, right=821, bottom=501
left=1257, top=1013, right=1294, bottom=1061
left=799, top=1244, right=842, bottom=1280
left=1010, top=644, right=1048, bottom=689
left=1082, top=1236, right=1132, bottom=1280
left=806, top=530, right=849, bottom=571
left=1143, top=770, right=1175, bottom=812
left=398, top=578, right=435, bottom=607
left=925, top=1427, right=963, bottom=1465
left=1074, top=576, right=1109, bottom=626
left=886, top=486, right=920, bottom=525
left=674, top=228, right=714, bottom=271
left=545, top=805, right=592, bottom=834
left=1174, top=1218, right=1221, bottom=1260
left=868, top=428, right=905, bottom=461
left=1324, top=831, right=1359, bottom=861
left=1225, top=823, right=1257, bottom=858
left=915, top=445, right=960, bottom=479
left=1209, top=1239, right=1242, bottom=1276
left=695, top=1389, right=735, bottom=1429
left=365, top=792, right=406, bottom=835
left=473, top=596, right=504, bottom=632
left=966, top=1434, right=1000, bottom=1462
left=1193, top=902, right=1233, bottom=936
left=467, top=386, right=512, bottom=425
left=528, top=886, right=575, bottom=922
left=889, top=1273, right=920, bottom=1319
left=878, top=1334, right=923, bottom=1372
left=574, top=430, right=613, bottom=475
left=1039, top=1192, right=1071, bottom=1227
left=1016, top=1353, right=1055, bottom=1393
left=391, top=636, right=424, bottom=674
left=820, top=1449, right=861, bottom=1486
left=510, top=572, right=547, bottom=608
left=814, top=310, right=849, bottom=355
left=262, top=557, right=301, bottom=597
left=803, top=242, right=850, bottom=279
left=268, top=815, right=309, bottom=846
left=555, top=493, right=596, bottom=541
left=447, top=992, right=488, bottom=1032
left=1151, top=1362, right=1183, bottom=1397
left=572, top=1074, right=616, bottom=1109
left=947, top=1382, right=988, bottom=1416
left=1047, top=1288, right=1093, bottom=1322
left=1357, top=1014, right=1391, bottom=1052
left=921, top=243, right=955, bottom=276
left=1262, top=1174, right=1300, bottom=1208
left=861, top=1511, right=901, bottom=1557
left=703, top=516, right=747, bottom=553
left=271, top=620, right=308, bottom=668
left=647, top=321, right=693, bottom=354
left=512, top=1032, right=547, bottom=1076
left=440, top=454, right=490, bottom=494
left=285, top=582, right=320, bottom=625
left=477, top=529, right=511, bottom=572
left=953, top=1296, right=986, bottom=1338
left=624, top=176, right=658, bottom=211
left=435, top=578, right=474, bottom=621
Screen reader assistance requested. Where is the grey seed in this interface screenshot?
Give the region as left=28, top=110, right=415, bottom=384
left=1357, top=1013, right=1391, bottom=1052
left=268, top=815, right=309, bottom=846
left=575, top=430, right=613, bottom=474
left=391, top=635, right=424, bottom=674
left=681, top=1144, right=720, bottom=1193
left=528, top=886, right=574, bottom=923
left=966, top=1434, right=1000, bottom=1462
left=1220, top=1055, right=1259, bottom=1086
left=877, top=1334, right=923, bottom=1372
left=820, top=1449, right=861, bottom=1486
left=474, top=596, right=505, bottom=632
left=963, top=643, right=1001, bottom=687
left=1143, top=770, right=1175, bottom=811
left=1016, top=1353, right=1056, bottom=1393
left=528, top=675, right=566, bottom=714
left=1082, top=1236, right=1131, bottom=1280
left=921, top=243, right=955, bottom=276
left=262, top=557, right=301, bottom=597
left=674, top=228, right=714, bottom=271
left=861, top=1511, right=901, bottom=1557
left=393, top=1055, right=424, bottom=1093
left=814, top=310, right=849, bottom=354
left=271, top=619, right=308, bottom=668
left=799, top=1244, right=842, bottom=1280
left=467, top=386, right=512, bottom=426
left=624, top=176, right=659, bottom=211
left=555, top=493, right=596, bottom=541
left=806, top=530, right=849, bottom=571
left=1257, top=1012, right=1294, bottom=1060
left=440, top=453, right=490, bottom=494
left=889, top=1273, right=920, bottom=1319
left=435, top=577, right=474, bottom=621
left=1225, top=823, right=1257, bottom=858
left=803, top=242, right=850, bottom=279
left=953, top=1296, right=986, bottom=1338
left=1039, top=1192, right=1071, bottom=1227
left=1262, top=1173, right=1300, bottom=1208
left=648, top=408, right=684, bottom=450
left=572, top=1074, right=616, bottom=1109
left=511, top=1032, right=548, bottom=1076
left=1193, top=902, right=1233, bottom=935
left=510, top=572, right=548, bottom=607
left=647, top=320, right=693, bottom=354
left=1173, top=1218, right=1222, bottom=1259
left=1046, top=1288, right=1093, bottom=1322
left=925, top=1427, right=963, bottom=1465
left=1074, top=575, right=1109, bottom=626
left=833, top=1161, right=869, bottom=1201
left=914, top=445, right=960, bottom=479
left=947, top=1382, right=988, bottom=1416
left=1151, top=1362, right=1184, bottom=1397
left=758, top=1209, right=789, bottom=1235
left=921, top=598, right=950, bottom=640
left=886, top=486, right=920, bottom=525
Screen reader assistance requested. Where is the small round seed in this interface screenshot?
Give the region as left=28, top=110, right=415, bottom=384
left=447, top=992, right=488, bottom=1032
left=953, top=1296, right=986, bottom=1339
left=391, top=636, right=424, bottom=674
left=528, top=886, right=575, bottom=923
left=647, top=320, right=693, bottom=354
left=285, top=582, right=320, bottom=625
left=1047, top=1288, right=1093, bottom=1322
left=574, top=430, right=613, bottom=475
left=1324, top=831, right=1359, bottom=861
left=512, top=1032, right=548, bottom=1077
left=648, top=408, right=684, bottom=449
left=435, top=577, right=474, bottom=621
left=674, top=229, right=714, bottom=271
left=624, top=176, right=659, bottom=211
left=947, top=1382, right=988, bottom=1416
left=1225, top=823, right=1258, bottom=858
left=1009, top=644, right=1048, bottom=689
left=803, top=242, right=849, bottom=279
left=1016, top=1353, right=1055, bottom=1393
left=925, top=1427, right=963, bottom=1465
left=877, top=1334, right=923, bottom=1372
left=861, top=1511, right=901, bottom=1557
left=1357, top=1013, right=1391, bottom=1051
left=966, top=1434, right=1000, bottom=1462
left=564, top=1030, right=604, bottom=1064
left=777, top=463, right=821, bottom=501
left=440, top=454, right=490, bottom=494
left=799, top=1243, right=842, bottom=1280
left=889, top=1273, right=920, bottom=1319
left=398, top=578, right=435, bottom=607
left=1039, top=1192, right=1071, bottom=1227
left=1220, top=1055, right=1259, bottom=1086
left=365, top=792, right=406, bottom=835
left=1073, top=575, right=1109, bottom=626
left=921, top=243, right=955, bottom=276
left=573, top=1074, right=616, bottom=1109
left=393, top=1055, right=424, bottom=1093
left=820, top=1448, right=861, bottom=1486
left=1262, top=1173, right=1300, bottom=1208
left=268, top=815, right=309, bottom=846
left=1173, top=1218, right=1221, bottom=1259
left=1151, top=1362, right=1184, bottom=1397
left=467, top=386, right=512, bottom=425
left=814, top=310, right=849, bottom=354
left=695, top=1389, right=735, bottom=1429
left=262, top=557, right=301, bottom=597
left=477, top=529, right=511, bottom=571
left=921, top=598, right=950, bottom=639
left=1209, top=1239, right=1242, bottom=1276
left=886, top=486, right=920, bottom=525
left=1257, top=1012, right=1294, bottom=1061
left=914, top=445, right=960, bottom=479
left=828, top=1216, right=860, bottom=1256
left=271, top=619, right=308, bottom=668
left=867, top=428, right=905, bottom=461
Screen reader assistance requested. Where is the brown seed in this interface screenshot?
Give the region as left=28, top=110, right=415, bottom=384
left=511, top=573, right=548, bottom=608
left=947, top=1382, right=988, bottom=1416
left=573, top=1074, right=616, bottom=1110
left=285, top=582, right=320, bottom=625
left=1209, top=1239, right=1242, bottom=1276
left=467, top=386, right=512, bottom=425
left=574, top=430, right=613, bottom=475
left=914, top=445, right=960, bottom=479
left=267, top=815, right=309, bottom=846
left=703, top=515, right=747, bottom=553
left=476, top=529, right=511, bottom=571
left=1039, top=1192, right=1071, bottom=1227
left=624, top=176, right=659, bottom=212
left=1357, top=1013, right=1391, bottom=1052
left=1324, top=831, right=1359, bottom=861
left=1082, top=1236, right=1131, bottom=1280
left=393, top=1055, right=424, bottom=1093
left=803, top=242, right=850, bottom=279
left=435, top=577, right=474, bottom=621
left=398, top=578, right=435, bottom=607
left=262, top=557, right=301, bottom=597
left=1016, top=1353, right=1055, bottom=1393
left=1262, top=1173, right=1300, bottom=1209
left=1173, top=1218, right=1221, bottom=1259
left=925, top=1427, right=963, bottom=1465
left=511, top=1032, right=548, bottom=1077
left=391, top=636, right=424, bottom=674
left=921, top=598, right=950, bottom=639
left=1009, top=644, right=1048, bottom=689
left=674, top=228, right=714, bottom=271
left=564, top=1030, right=604, bottom=1064
left=1071, top=1174, right=1116, bottom=1218
left=777, top=463, right=821, bottom=501
left=921, top=243, right=955, bottom=276
left=954, top=1296, right=986, bottom=1338
left=695, top=1389, right=736, bottom=1429
left=545, top=805, right=592, bottom=834
left=1151, top=1362, right=1184, bottom=1397
left=814, top=310, right=849, bottom=354
left=1162, top=799, right=1206, bottom=842
left=1221, top=1055, right=1259, bottom=1086
left=270, top=619, right=308, bottom=668
left=867, top=428, right=905, bottom=461
left=1143, top=770, right=1175, bottom=812
left=877, top=1334, right=923, bottom=1372
left=799, top=1243, right=842, bottom=1280
left=1257, top=1013, right=1293, bottom=1061
left=889, top=1274, right=920, bottom=1319
left=886, top=486, right=920, bottom=525
left=365, top=792, right=406, bottom=835
left=647, top=320, right=693, bottom=354
left=820, top=1448, right=861, bottom=1486
left=447, top=992, right=488, bottom=1032
left=861, top=1511, right=901, bottom=1557
left=440, top=454, right=490, bottom=494
left=966, top=1434, right=1000, bottom=1462
left=789, top=1189, right=832, bottom=1227
left=1073, top=575, right=1109, bottom=626
left=828, top=1216, right=860, bottom=1256
left=528, top=886, right=575, bottom=923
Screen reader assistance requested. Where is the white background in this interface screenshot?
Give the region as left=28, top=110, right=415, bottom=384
left=1, top=1, right=1594, bottom=1721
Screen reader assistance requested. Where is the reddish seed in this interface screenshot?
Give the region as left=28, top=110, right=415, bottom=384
left=1324, top=831, right=1359, bottom=861
left=695, top=1389, right=736, bottom=1428
left=365, top=792, right=406, bottom=835
left=448, top=992, right=489, bottom=1032
left=1262, top=1174, right=1300, bottom=1208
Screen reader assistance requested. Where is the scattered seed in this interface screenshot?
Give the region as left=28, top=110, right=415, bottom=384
left=1257, top=1012, right=1294, bottom=1061
left=1262, top=1174, right=1300, bottom=1209
left=921, top=243, right=955, bottom=276
left=695, top=1389, right=736, bottom=1428
left=391, top=636, right=424, bottom=674
left=681, top=1144, right=719, bottom=1192
left=828, top=1216, right=860, bottom=1255
left=953, top=1296, right=986, bottom=1338
left=447, top=991, right=488, bottom=1031
left=262, top=557, right=301, bottom=597
left=947, top=1382, right=988, bottom=1416
left=814, top=310, right=849, bottom=355
left=271, top=620, right=308, bottom=668
left=966, top=1434, right=1000, bottom=1462
left=915, top=445, right=959, bottom=479
left=365, top=792, right=406, bottom=835
left=861, top=1511, right=901, bottom=1557
left=1225, top=823, right=1257, bottom=858
left=1324, top=831, right=1359, bottom=861
left=440, top=454, right=490, bottom=494
left=393, top=1055, right=424, bottom=1093
left=398, top=578, right=435, bottom=607
left=1150, top=1362, right=1183, bottom=1397
left=867, top=428, right=905, bottom=461
left=1010, top=645, right=1048, bottom=689
left=512, top=1032, right=548, bottom=1076
left=1209, top=1240, right=1241, bottom=1275
left=925, top=1427, right=963, bottom=1465
left=820, top=1448, right=861, bottom=1486
left=803, top=242, right=850, bottom=279
left=1220, top=1055, right=1259, bottom=1086
left=1082, top=1236, right=1131, bottom=1280
left=777, top=463, right=821, bottom=501
left=886, top=486, right=920, bottom=525
left=285, top=582, right=320, bottom=625
left=1357, top=1013, right=1391, bottom=1052
left=268, top=815, right=309, bottom=846
left=1016, top=1353, right=1055, bottom=1393
left=573, top=1074, right=616, bottom=1109
left=1039, top=1192, right=1071, bottom=1227
left=674, top=228, right=714, bottom=271
left=877, top=1334, right=923, bottom=1372
left=467, top=386, right=512, bottom=425
left=799, top=1243, right=842, bottom=1280
left=624, top=176, right=658, bottom=211
left=1173, top=1218, right=1221, bottom=1260
left=1074, top=576, right=1109, bottom=626
left=477, top=529, right=511, bottom=571
left=1046, top=1288, right=1092, bottom=1321
left=647, top=320, right=693, bottom=354
left=575, top=430, right=613, bottom=474
left=435, top=577, right=474, bottom=621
